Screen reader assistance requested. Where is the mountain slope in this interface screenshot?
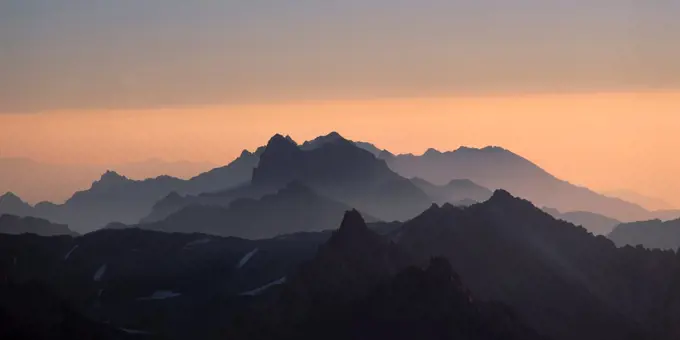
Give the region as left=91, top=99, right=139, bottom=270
left=543, top=207, right=621, bottom=236
left=250, top=133, right=432, bottom=221
left=0, top=214, right=74, bottom=236
left=608, top=218, right=680, bottom=250
left=381, top=146, right=650, bottom=222
left=0, top=192, right=34, bottom=217
left=229, top=210, right=545, bottom=340
left=144, top=133, right=434, bottom=224
left=393, top=190, right=677, bottom=340
left=0, top=150, right=260, bottom=233
left=0, top=228, right=329, bottom=339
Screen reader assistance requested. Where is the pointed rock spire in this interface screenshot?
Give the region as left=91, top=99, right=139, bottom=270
left=337, top=209, right=369, bottom=235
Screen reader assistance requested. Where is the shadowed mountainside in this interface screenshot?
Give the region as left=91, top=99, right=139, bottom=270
left=228, top=210, right=546, bottom=340
left=392, top=190, right=680, bottom=340
left=145, top=133, right=435, bottom=224
left=0, top=214, right=74, bottom=236
left=542, top=207, right=621, bottom=236
left=609, top=218, right=680, bottom=250
left=133, top=182, right=378, bottom=239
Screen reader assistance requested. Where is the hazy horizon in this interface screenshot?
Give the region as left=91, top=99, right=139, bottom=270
left=1, top=94, right=679, bottom=208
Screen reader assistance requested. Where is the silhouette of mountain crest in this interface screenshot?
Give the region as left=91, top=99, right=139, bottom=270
left=334, top=209, right=371, bottom=239
left=1, top=192, right=23, bottom=204
left=91, top=171, right=130, bottom=190
left=424, top=148, right=442, bottom=156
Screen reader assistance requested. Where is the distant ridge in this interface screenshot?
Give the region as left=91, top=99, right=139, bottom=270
left=379, top=145, right=651, bottom=222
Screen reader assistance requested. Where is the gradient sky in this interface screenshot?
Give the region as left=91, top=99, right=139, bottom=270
left=1, top=1, right=679, bottom=206
left=2, top=0, right=680, bottom=111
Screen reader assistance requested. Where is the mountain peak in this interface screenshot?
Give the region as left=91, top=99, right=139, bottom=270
left=325, top=131, right=343, bottom=139
left=481, top=146, right=510, bottom=153
left=300, top=131, right=350, bottom=150
left=0, top=192, right=28, bottom=207
left=488, top=189, right=516, bottom=202
left=100, top=170, right=128, bottom=182
left=337, top=209, right=369, bottom=235
left=1, top=191, right=19, bottom=200
left=239, top=149, right=253, bottom=158
left=266, top=134, right=298, bottom=149
left=424, top=148, right=442, bottom=156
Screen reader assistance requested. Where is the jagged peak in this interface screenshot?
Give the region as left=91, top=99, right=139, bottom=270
left=337, top=209, right=369, bottom=235
left=267, top=133, right=297, bottom=145
left=100, top=170, right=128, bottom=181
left=260, top=134, right=300, bottom=157
left=423, top=148, right=442, bottom=156
left=239, top=149, right=253, bottom=158
left=267, top=134, right=298, bottom=147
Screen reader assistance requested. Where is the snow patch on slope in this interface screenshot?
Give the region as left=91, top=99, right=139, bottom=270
left=183, top=238, right=211, bottom=249
left=93, top=264, right=107, bottom=281
left=237, top=248, right=259, bottom=268
left=137, top=290, right=182, bottom=301
left=64, top=245, right=79, bottom=260
left=239, top=277, right=287, bottom=296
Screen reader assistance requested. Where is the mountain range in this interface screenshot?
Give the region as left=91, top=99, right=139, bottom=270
left=127, top=182, right=379, bottom=239
left=0, top=157, right=216, bottom=204
left=4, top=192, right=680, bottom=339
left=0, top=150, right=260, bottom=233
left=2, top=132, right=677, bottom=236
left=377, top=146, right=654, bottom=222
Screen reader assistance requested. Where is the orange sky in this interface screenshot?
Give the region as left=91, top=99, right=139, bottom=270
left=1, top=91, right=679, bottom=206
